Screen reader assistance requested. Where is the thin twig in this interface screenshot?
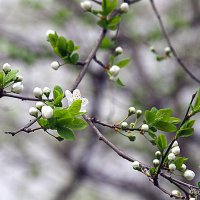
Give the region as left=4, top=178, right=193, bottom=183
left=150, top=0, right=200, bottom=84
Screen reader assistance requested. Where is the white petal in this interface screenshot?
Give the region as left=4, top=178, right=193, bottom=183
left=65, top=90, right=73, bottom=99
left=80, top=106, right=86, bottom=112
left=73, top=89, right=81, bottom=100
left=82, top=98, right=88, bottom=106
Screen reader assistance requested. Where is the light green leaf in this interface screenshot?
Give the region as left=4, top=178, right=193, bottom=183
left=176, top=128, right=194, bottom=138
left=0, top=71, right=4, bottom=89
left=67, top=100, right=82, bottom=116
left=53, top=85, right=64, bottom=107
left=116, top=58, right=131, bottom=68
left=57, top=127, right=75, bottom=140
left=157, top=134, right=167, bottom=151
left=67, top=40, right=74, bottom=53
left=116, top=78, right=125, bottom=87
left=70, top=53, right=79, bottom=64
left=155, top=121, right=177, bottom=132
left=56, top=36, right=67, bottom=57
left=173, top=157, right=188, bottom=170
left=4, top=69, right=19, bottom=86
left=67, top=118, right=88, bottom=130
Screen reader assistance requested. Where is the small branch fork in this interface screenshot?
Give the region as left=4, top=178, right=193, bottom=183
left=149, top=0, right=200, bottom=84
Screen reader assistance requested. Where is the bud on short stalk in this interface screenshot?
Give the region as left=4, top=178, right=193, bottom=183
left=15, top=74, right=23, bottom=82
left=149, top=46, right=156, bottom=53
left=41, top=106, right=53, bottom=119
left=168, top=153, right=176, bottom=161
left=169, top=163, right=176, bottom=172
left=141, top=124, right=149, bottom=132
left=80, top=1, right=92, bottom=11
left=36, top=101, right=45, bottom=110
left=11, top=82, right=24, bottom=94
left=172, top=140, right=178, bottom=147
left=155, top=151, right=161, bottom=159
left=115, top=46, right=123, bottom=55
left=164, top=46, right=171, bottom=56
left=171, top=146, right=180, bottom=156
left=109, top=65, right=120, bottom=77
left=128, top=107, right=136, bottom=116
left=121, top=122, right=128, bottom=129
left=51, top=61, right=60, bottom=70
left=29, top=107, right=38, bottom=117
left=153, top=159, right=160, bottom=166
left=136, top=110, right=142, bottom=118
left=120, top=3, right=129, bottom=13
left=33, top=87, right=43, bottom=98
left=3, top=63, right=11, bottom=73
left=43, top=87, right=51, bottom=98
left=181, top=164, right=186, bottom=171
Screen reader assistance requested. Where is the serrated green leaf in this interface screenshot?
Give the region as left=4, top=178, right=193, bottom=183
left=70, top=53, right=79, bottom=64
left=157, top=134, right=167, bottom=151
left=67, top=40, right=74, bottom=53
left=56, top=36, right=68, bottom=57
left=67, top=100, right=82, bottom=116
left=4, top=69, right=19, bottom=86
left=155, top=121, right=177, bottom=132
left=57, top=127, right=75, bottom=140
left=67, top=118, right=88, bottom=130
left=116, top=58, right=131, bottom=68
left=0, top=71, right=4, bottom=89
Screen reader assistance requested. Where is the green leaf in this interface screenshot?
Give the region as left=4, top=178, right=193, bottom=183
left=57, top=127, right=75, bottom=140
left=53, top=85, right=64, bottom=107
left=116, top=78, right=125, bottom=86
left=56, top=36, right=68, bottom=57
left=145, top=110, right=156, bottom=125
left=173, top=157, right=188, bottom=171
left=128, top=135, right=136, bottom=141
left=155, top=121, right=177, bottom=132
left=150, top=167, right=156, bottom=175
left=194, top=89, right=200, bottom=112
left=198, top=182, right=200, bottom=189
left=53, top=108, right=73, bottom=126
left=100, top=37, right=114, bottom=49
left=97, top=19, right=108, bottom=29
left=67, top=40, right=74, bottom=53
left=176, top=128, right=194, bottom=138
left=4, top=69, right=19, bottom=86
left=148, top=129, right=157, bottom=139
left=0, top=71, right=4, bottom=89
left=116, top=58, right=131, bottom=68
left=156, top=108, right=172, bottom=121
left=157, top=134, right=167, bottom=152
left=70, top=53, right=79, bottom=64
left=181, top=119, right=195, bottom=129
left=102, top=0, right=117, bottom=16
left=107, top=16, right=121, bottom=30
left=37, top=118, right=50, bottom=129
left=67, top=118, right=88, bottom=130
left=48, top=33, right=58, bottom=48
left=67, top=100, right=82, bottom=116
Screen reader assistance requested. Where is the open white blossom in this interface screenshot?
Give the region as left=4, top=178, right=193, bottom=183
left=65, top=89, right=88, bottom=112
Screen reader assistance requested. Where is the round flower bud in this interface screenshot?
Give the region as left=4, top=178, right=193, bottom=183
left=153, top=159, right=160, bottom=166
left=149, top=46, right=155, bottom=53
left=33, top=87, right=43, bottom=98
left=169, top=163, right=176, bottom=171
left=136, top=110, right=142, bottom=118
left=29, top=107, right=38, bottom=117
left=15, top=74, right=23, bottom=82
left=128, top=107, right=136, bottom=115
left=164, top=46, right=171, bottom=55
left=155, top=151, right=162, bottom=159
left=43, top=87, right=51, bottom=98
left=171, top=146, right=180, bottom=156
left=11, top=82, right=24, bottom=94
left=120, top=3, right=129, bottom=13
left=184, top=169, right=195, bottom=181
left=189, top=198, right=196, bottom=200
left=181, top=164, right=187, bottom=171
left=171, top=190, right=181, bottom=197
left=115, top=46, right=123, bottom=55
left=121, top=122, right=128, bottom=129
left=36, top=101, right=45, bottom=110
left=141, top=124, right=149, bottom=132
left=109, top=65, right=120, bottom=77
left=41, top=106, right=53, bottom=119
left=80, top=1, right=92, bottom=11
left=168, top=153, right=176, bottom=161
left=172, top=140, right=178, bottom=147
left=3, top=63, right=11, bottom=73
left=46, top=29, right=55, bottom=39
left=51, top=61, right=60, bottom=70
left=132, top=161, right=140, bottom=170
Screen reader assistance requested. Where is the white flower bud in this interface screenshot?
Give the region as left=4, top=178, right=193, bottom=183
left=36, top=101, right=45, bottom=110
left=115, top=46, right=123, bottom=55
left=181, top=164, right=187, bottom=171
left=43, top=87, right=51, bottom=98
left=132, top=161, right=140, bottom=170
left=141, top=124, right=149, bottom=132
left=109, top=65, right=120, bottom=77
left=80, top=1, right=92, bottom=11
left=171, top=190, right=181, bottom=197
left=29, top=107, right=38, bottom=117
left=149, top=46, right=155, bottom=52
left=41, top=106, right=53, bottom=119
left=172, top=140, right=178, bottom=147
left=168, top=153, right=176, bottom=161
left=3, top=63, right=11, bottom=73
left=11, top=82, right=24, bottom=94
left=46, top=29, right=55, bottom=39
left=128, top=107, right=136, bottom=115
left=15, top=74, right=23, bottom=82
left=121, top=122, right=128, bottom=129
left=169, top=163, right=176, bottom=171
left=164, top=46, right=171, bottom=54
left=171, top=146, right=180, bottom=155
left=155, top=151, right=162, bottom=158
left=51, top=61, right=60, bottom=70
left=33, top=87, right=43, bottom=98
left=184, top=169, right=195, bottom=181
left=120, top=3, right=129, bottom=13
left=136, top=110, right=142, bottom=118
left=189, top=198, right=196, bottom=200
left=153, top=159, right=160, bottom=166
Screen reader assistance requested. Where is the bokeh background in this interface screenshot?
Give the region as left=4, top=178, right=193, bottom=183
left=0, top=0, right=200, bottom=199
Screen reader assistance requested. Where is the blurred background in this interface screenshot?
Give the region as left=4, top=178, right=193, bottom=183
left=0, top=0, right=200, bottom=199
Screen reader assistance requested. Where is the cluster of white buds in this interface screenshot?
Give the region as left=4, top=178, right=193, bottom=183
left=33, top=86, right=52, bottom=99
left=115, top=46, right=123, bottom=55
left=109, top=65, right=120, bottom=81
left=29, top=101, right=53, bottom=119
left=120, top=3, right=129, bottom=13
left=51, top=61, right=60, bottom=70
left=80, top=1, right=92, bottom=12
